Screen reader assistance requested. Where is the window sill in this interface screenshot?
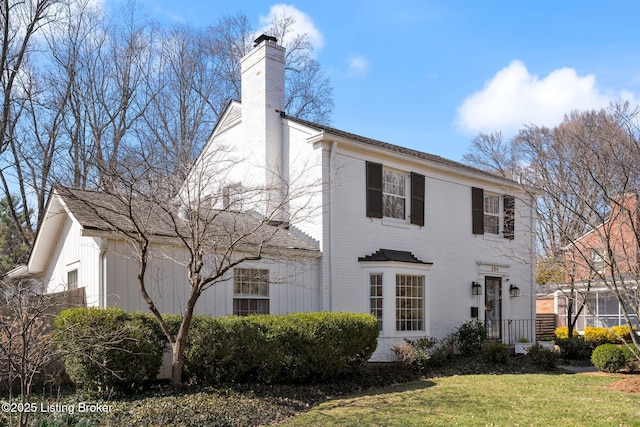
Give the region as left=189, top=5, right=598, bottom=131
left=380, top=218, right=411, bottom=229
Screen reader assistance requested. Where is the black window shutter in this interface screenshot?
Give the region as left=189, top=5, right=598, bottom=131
left=472, top=187, right=484, bottom=234
left=410, top=172, right=425, bottom=226
left=366, top=162, right=383, bottom=218
left=503, top=195, right=515, bottom=240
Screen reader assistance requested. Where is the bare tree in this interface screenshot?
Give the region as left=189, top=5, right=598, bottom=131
left=206, top=12, right=333, bottom=125
left=0, top=280, right=61, bottom=427
left=467, top=104, right=640, bottom=341
left=461, top=132, right=523, bottom=181
left=0, top=0, right=60, bottom=250
left=57, top=145, right=319, bottom=388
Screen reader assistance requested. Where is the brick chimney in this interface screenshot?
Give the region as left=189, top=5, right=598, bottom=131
left=240, top=35, right=287, bottom=220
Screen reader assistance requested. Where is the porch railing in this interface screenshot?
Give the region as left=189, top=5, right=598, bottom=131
left=495, top=316, right=557, bottom=345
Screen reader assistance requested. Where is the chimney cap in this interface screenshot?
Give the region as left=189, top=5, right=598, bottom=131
left=253, top=34, right=277, bottom=47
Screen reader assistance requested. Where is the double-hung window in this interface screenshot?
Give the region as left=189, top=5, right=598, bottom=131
left=472, top=187, right=515, bottom=239
left=233, top=268, right=269, bottom=315
left=366, top=161, right=425, bottom=226
left=483, top=192, right=500, bottom=234
left=383, top=169, right=406, bottom=219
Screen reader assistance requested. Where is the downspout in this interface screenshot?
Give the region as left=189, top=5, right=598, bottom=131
left=99, top=238, right=107, bottom=308
left=329, top=140, right=338, bottom=312
left=530, top=194, right=537, bottom=341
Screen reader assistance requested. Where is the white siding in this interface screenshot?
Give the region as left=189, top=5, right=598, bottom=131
left=40, top=217, right=100, bottom=305
left=104, top=239, right=320, bottom=317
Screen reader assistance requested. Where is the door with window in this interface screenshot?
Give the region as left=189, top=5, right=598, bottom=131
left=485, top=277, right=502, bottom=339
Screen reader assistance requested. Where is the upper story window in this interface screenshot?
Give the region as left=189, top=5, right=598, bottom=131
left=366, top=161, right=425, bottom=226
left=223, top=183, right=243, bottom=211
left=484, top=192, right=500, bottom=234
left=383, top=169, right=406, bottom=219
left=472, top=187, right=515, bottom=240
left=590, top=248, right=606, bottom=275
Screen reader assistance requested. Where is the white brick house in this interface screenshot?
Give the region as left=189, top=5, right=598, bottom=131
left=14, top=35, right=537, bottom=361
left=184, top=35, right=537, bottom=358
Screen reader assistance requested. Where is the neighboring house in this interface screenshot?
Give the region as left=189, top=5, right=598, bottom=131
left=13, top=35, right=537, bottom=360
left=540, top=193, right=640, bottom=332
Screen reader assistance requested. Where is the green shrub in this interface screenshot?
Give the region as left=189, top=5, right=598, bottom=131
left=556, top=336, right=592, bottom=361
left=620, top=344, right=640, bottom=372
left=428, top=335, right=456, bottom=367
left=184, top=312, right=379, bottom=384
left=183, top=315, right=274, bottom=383
left=53, top=307, right=164, bottom=390
left=528, top=343, right=558, bottom=369
left=482, top=340, right=509, bottom=365
left=455, top=321, right=487, bottom=356
left=591, top=344, right=627, bottom=373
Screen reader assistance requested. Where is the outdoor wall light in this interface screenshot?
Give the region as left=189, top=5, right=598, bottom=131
left=472, top=281, right=482, bottom=296
left=509, top=284, right=520, bottom=297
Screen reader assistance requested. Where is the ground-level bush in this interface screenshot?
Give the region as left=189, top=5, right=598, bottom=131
left=455, top=321, right=487, bottom=356
left=620, top=344, right=640, bottom=372
left=392, top=337, right=437, bottom=372
left=556, top=336, right=593, bottom=361
left=482, top=340, right=509, bottom=365
left=53, top=307, right=164, bottom=390
left=184, top=312, right=379, bottom=384
left=591, top=344, right=627, bottom=373
left=528, top=343, right=558, bottom=369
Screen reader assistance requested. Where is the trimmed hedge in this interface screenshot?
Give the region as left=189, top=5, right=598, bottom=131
left=591, top=343, right=627, bottom=373
left=53, top=307, right=164, bottom=390
left=182, top=312, right=379, bottom=383
left=54, top=309, right=378, bottom=387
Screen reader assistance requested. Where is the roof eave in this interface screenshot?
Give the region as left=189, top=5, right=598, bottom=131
left=308, top=131, right=524, bottom=190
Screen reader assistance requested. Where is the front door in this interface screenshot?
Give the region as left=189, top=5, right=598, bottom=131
left=485, top=277, right=502, bottom=340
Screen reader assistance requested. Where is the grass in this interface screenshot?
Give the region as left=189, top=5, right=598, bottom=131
left=277, top=373, right=640, bottom=426
left=2, top=358, right=639, bottom=426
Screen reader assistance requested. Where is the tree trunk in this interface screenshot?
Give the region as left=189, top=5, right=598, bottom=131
left=170, top=340, right=185, bottom=388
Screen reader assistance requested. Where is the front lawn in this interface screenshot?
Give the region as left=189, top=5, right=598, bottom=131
left=3, top=358, right=639, bottom=426
left=278, top=373, right=640, bottom=426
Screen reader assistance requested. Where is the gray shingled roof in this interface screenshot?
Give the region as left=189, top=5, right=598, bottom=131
left=358, top=249, right=432, bottom=264
left=55, top=187, right=320, bottom=255
left=284, top=114, right=517, bottom=184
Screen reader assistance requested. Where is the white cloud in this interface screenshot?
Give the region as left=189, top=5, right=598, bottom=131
left=259, top=4, right=324, bottom=50
left=347, top=55, right=369, bottom=77
left=456, top=60, right=615, bottom=135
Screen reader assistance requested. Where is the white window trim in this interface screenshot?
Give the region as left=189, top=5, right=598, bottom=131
left=361, top=262, right=431, bottom=337
left=232, top=267, right=270, bottom=315
left=66, top=261, right=80, bottom=291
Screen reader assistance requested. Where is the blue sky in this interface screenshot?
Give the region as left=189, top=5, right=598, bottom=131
left=115, top=0, right=640, bottom=163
